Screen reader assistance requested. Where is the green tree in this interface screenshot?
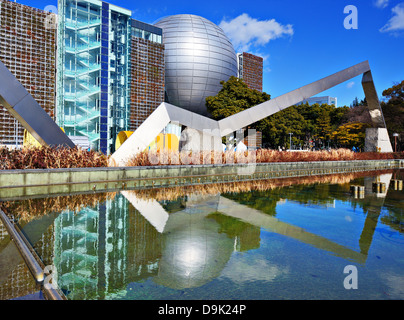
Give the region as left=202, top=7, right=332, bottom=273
left=206, top=76, right=271, bottom=146
left=264, top=106, right=307, bottom=149
left=382, top=80, right=404, bottom=102
left=381, top=80, right=404, bottom=151
left=206, top=76, right=271, bottom=121
left=331, top=122, right=371, bottom=149
left=315, top=108, right=333, bottom=147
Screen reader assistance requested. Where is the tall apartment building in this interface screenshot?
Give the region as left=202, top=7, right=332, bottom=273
left=237, top=52, right=264, bottom=148
left=237, top=52, right=263, bottom=92
left=130, top=19, right=165, bottom=131
left=0, top=0, right=57, bottom=146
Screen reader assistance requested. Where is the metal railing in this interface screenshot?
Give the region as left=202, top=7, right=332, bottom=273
left=0, top=209, right=66, bottom=300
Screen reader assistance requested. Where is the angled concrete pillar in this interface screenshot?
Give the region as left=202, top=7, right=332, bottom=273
left=0, top=60, right=74, bottom=148
left=111, top=60, right=394, bottom=166
left=361, top=71, right=393, bottom=152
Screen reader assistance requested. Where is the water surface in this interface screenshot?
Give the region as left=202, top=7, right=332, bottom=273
left=0, top=170, right=403, bottom=300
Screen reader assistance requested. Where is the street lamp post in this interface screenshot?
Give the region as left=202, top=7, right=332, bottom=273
left=289, top=133, right=293, bottom=151
left=393, top=133, right=399, bottom=152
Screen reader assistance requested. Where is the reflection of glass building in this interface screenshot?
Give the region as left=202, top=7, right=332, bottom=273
left=50, top=193, right=260, bottom=298
left=57, top=0, right=132, bottom=154
left=53, top=195, right=130, bottom=299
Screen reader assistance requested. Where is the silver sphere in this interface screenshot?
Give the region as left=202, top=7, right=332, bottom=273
left=155, top=14, right=238, bottom=115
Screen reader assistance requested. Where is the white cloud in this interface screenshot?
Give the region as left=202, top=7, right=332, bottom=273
left=380, top=3, right=404, bottom=33
left=374, top=0, right=389, bottom=9
left=220, top=254, right=289, bottom=284
left=346, top=81, right=355, bottom=89
left=219, top=13, right=293, bottom=52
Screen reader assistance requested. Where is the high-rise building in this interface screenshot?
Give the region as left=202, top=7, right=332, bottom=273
left=237, top=52, right=263, bottom=92
left=130, top=19, right=164, bottom=131
left=56, top=0, right=165, bottom=154
left=56, top=0, right=132, bottom=154
left=0, top=0, right=57, bottom=146
left=296, top=96, right=338, bottom=107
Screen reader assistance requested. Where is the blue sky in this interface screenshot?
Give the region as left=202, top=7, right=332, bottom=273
left=19, top=0, right=404, bottom=107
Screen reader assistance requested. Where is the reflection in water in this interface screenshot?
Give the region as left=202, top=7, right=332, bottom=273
left=0, top=170, right=403, bottom=300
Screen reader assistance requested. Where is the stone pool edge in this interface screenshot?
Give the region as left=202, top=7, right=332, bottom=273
left=0, top=159, right=403, bottom=199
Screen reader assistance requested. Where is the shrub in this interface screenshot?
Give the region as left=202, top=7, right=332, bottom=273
left=0, top=146, right=108, bottom=170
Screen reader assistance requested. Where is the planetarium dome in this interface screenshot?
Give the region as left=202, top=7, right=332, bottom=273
left=154, top=14, right=238, bottom=115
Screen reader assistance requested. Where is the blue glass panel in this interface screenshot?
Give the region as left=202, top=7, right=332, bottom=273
left=101, top=32, right=108, bottom=41
left=100, top=124, right=108, bottom=132
left=101, top=62, right=108, bottom=70
left=100, top=108, right=108, bottom=116
left=102, top=25, right=109, bottom=33
left=101, top=47, right=108, bottom=56
left=101, top=92, right=108, bottom=101
left=101, top=70, right=108, bottom=78
left=100, top=139, right=108, bottom=154
left=101, top=100, right=108, bottom=108
left=101, top=40, right=109, bottom=48
left=100, top=131, right=108, bottom=139
left=102, top=2, right=109, bottom=10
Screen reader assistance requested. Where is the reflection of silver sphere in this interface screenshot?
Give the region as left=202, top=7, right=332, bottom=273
left=155, top=14, right=238, bottom=115
left=154, top=195, right=234, bottom=289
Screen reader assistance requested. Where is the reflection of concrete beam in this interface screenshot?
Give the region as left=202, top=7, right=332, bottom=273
left=111, top=60, right=392, bottom=166
left=121, top=191, right=169, bottom=233
left=375, top=173, right=393, bottom=198
left=359, top=174, right=392, bottom=255
left=122, top=190, right=367, bottom=264
left=364, top=174, right=393, bottom=198
left=0, top=60, right=74, bottom=148
left=217, top=197, right=367, bottom=264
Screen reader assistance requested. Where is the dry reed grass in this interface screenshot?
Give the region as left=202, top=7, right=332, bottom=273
left=128, top=169, right=393, bottom=202
left=0, top=192, right=116, bottom=222
left=123, top=149, right=404, bottom=167
left=0, top=146, right=108, bottom=170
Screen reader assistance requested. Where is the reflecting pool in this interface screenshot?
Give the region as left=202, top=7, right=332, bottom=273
left=0, top=170, right=403, bottom=300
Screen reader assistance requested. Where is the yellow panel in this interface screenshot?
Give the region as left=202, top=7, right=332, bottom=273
left=143, top=133, right=179, bottom=152
left=155, top=133, right=164, bottom=151
left=115, top=131, right=134, bottom=150
left=165, top=133, right=179, bottom=151
left=23, top=128, right=65, bottom=148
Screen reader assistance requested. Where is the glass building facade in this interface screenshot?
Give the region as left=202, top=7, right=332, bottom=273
left=57, top=0, right=132, bottom=154
left=296, top=96, right=338, bottom=108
